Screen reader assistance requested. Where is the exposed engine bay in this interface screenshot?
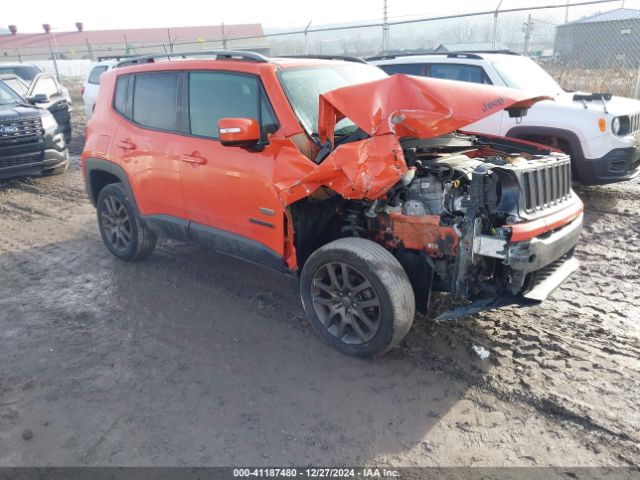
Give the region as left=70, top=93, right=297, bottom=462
left=290, top=132, right=582, bottom=315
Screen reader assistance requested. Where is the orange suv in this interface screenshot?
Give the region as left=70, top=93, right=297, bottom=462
left=82, top=51, right=583, bottom=357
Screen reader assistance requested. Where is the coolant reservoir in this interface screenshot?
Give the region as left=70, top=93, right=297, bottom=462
left=507, top=156, right=529, bottom=166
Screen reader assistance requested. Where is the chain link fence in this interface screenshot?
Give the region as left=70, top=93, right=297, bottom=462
left=3, top=0, right=640, bottom=96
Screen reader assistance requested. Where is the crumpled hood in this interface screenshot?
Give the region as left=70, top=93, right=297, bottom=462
left=318, top=74, right=550, bottom=144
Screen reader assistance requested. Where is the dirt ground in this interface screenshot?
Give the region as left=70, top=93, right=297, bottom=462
left=0, top=107, right=639, bottom=468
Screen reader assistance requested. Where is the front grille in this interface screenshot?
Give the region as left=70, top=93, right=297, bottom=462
left=0, top=117, right=44, bottom=146
left=0, top=151, right=44, bottom=169
left=629, top=112, right=640, bottom=136
left=521, top=158, right=572, bottom=213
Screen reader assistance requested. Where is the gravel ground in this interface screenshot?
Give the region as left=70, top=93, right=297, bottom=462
left=0, top=108, right=638, bottom=467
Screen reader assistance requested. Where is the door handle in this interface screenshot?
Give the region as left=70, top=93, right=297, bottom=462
left=116, top=139, right=137, bottom=151
left=181, top=152, right=207, bottom=165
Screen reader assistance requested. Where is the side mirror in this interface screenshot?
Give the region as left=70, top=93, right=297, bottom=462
left=29, top=93, right=49, bottom=104
left=218, top=118, right=260, bottom=148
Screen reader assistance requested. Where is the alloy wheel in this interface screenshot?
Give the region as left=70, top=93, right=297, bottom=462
left=310, top=262, right=381, bottom=345
left=100, top=195, right=132, bottom=252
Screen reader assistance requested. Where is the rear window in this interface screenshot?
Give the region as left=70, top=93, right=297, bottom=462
left=378, top=63, right=426, bottom=76
left=132, top=72, right=179, bottom=131
left=113, top=75, right=129, bottom=115
left=88, top=66, right=108, bottom=85
left=0, top=66, right=40, bottom=82
left=428, top=64, right=489, bottom=84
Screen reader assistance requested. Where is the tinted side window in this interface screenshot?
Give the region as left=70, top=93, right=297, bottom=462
left=132, top=72, right=179, bottom=131
left=114, top=75, right=129, bottom=115
left=88, top=66, right=108, bottom=84
left=378, top=63, right=426, bottom=76
left=189, top=72, right=277, bottom=139
left=428, top=64, right=489, bottom=84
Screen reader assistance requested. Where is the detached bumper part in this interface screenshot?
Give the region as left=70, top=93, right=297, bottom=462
left=508, top=214, right=582, bottom=273
left=522, top=256, right=579, bottom=301
left=434, top=295, right=536, bottom=321
left=438, top=208, right=583, bottom=321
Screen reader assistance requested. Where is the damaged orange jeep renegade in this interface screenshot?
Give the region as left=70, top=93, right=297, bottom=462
left=82, top=51, right=583, bottom=357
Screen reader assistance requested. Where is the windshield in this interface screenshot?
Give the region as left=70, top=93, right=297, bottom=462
left=0, top=66, right=39, bottom=83
left=492, top=56, right=563, bottom=95
left=279, top=63, right=388, bottom=135
left=2, top=78, right=28, bottom=97
left=0, top=81, right=24, bottom=105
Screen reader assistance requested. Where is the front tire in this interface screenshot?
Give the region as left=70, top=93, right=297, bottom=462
left=300, top=238, right=415, bottom=357
left=96, top=183, right=157, bottom=261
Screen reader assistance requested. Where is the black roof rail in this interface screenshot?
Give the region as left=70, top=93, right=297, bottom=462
left=96, top=55, right=134, bottom=62
left=446, top=52, right=483, bottom=59
left=115, top=50, right=269, bottom=68
left=366, top=51, right=435, bottom=61
left=366, top=50, right=519, bottom=61
left=282, top=54, right=367, bottom=64
left=448, top=50, right=519, bottom=57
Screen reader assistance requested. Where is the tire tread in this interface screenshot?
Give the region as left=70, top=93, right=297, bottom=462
left=301, top=237, right=415, bottom=356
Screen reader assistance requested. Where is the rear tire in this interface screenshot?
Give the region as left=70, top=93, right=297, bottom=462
left=300, top=238, right=415, bottom=357
left=96, top=183, right=157, bottom=261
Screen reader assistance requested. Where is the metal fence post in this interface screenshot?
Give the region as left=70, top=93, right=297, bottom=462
left=304, top=21, right=312, bottom=54
left=634, top=64, right=640, bottom=99
left=382, top=0, right=390, bottom=53
left=48, top=39, right=61, bottom=81
left=222, top=23, right=228, bottom=50
left=167, top=29, right=174, bottom=53
left=523, top=14, right=533, bottom=55
left=15, top=44, right=23, bottom=63
left=492, top=1, right=503, bottom=50
left=86, top=39, right=94, bottom=61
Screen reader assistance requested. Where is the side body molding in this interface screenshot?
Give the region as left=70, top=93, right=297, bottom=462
left=84, top=157, right=286, bottom=272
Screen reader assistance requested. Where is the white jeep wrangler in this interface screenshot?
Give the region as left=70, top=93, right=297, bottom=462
left=370, top=52, right=640, bottom=185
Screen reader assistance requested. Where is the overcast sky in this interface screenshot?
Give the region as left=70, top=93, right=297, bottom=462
left=5, top=0, right=637, bottom=32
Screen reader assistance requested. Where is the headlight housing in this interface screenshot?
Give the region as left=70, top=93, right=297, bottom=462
left=40, top=110, right=58, bottom=133
left=611, top=116, right=630, bottom=136
left=611, top=117, right=621, bottom=135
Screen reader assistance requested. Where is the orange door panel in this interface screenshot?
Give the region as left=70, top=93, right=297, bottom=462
left=180, top=70, right=284, bottom=257
left=109, top=71, right=187, bottom=220
left=179, top=137, right=285, bottom=257
left=114, top=121, right=187, bottom=219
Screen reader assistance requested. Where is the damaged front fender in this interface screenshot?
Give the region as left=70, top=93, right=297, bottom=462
left=279, top=134, right=407, bottom=205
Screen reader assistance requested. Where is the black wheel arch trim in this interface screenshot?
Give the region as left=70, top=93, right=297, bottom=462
left=84, top=158, right=287, bottom=273
left=84, top=157, right=139, bottom=213
left=505, top=126, right=585, bottom=162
